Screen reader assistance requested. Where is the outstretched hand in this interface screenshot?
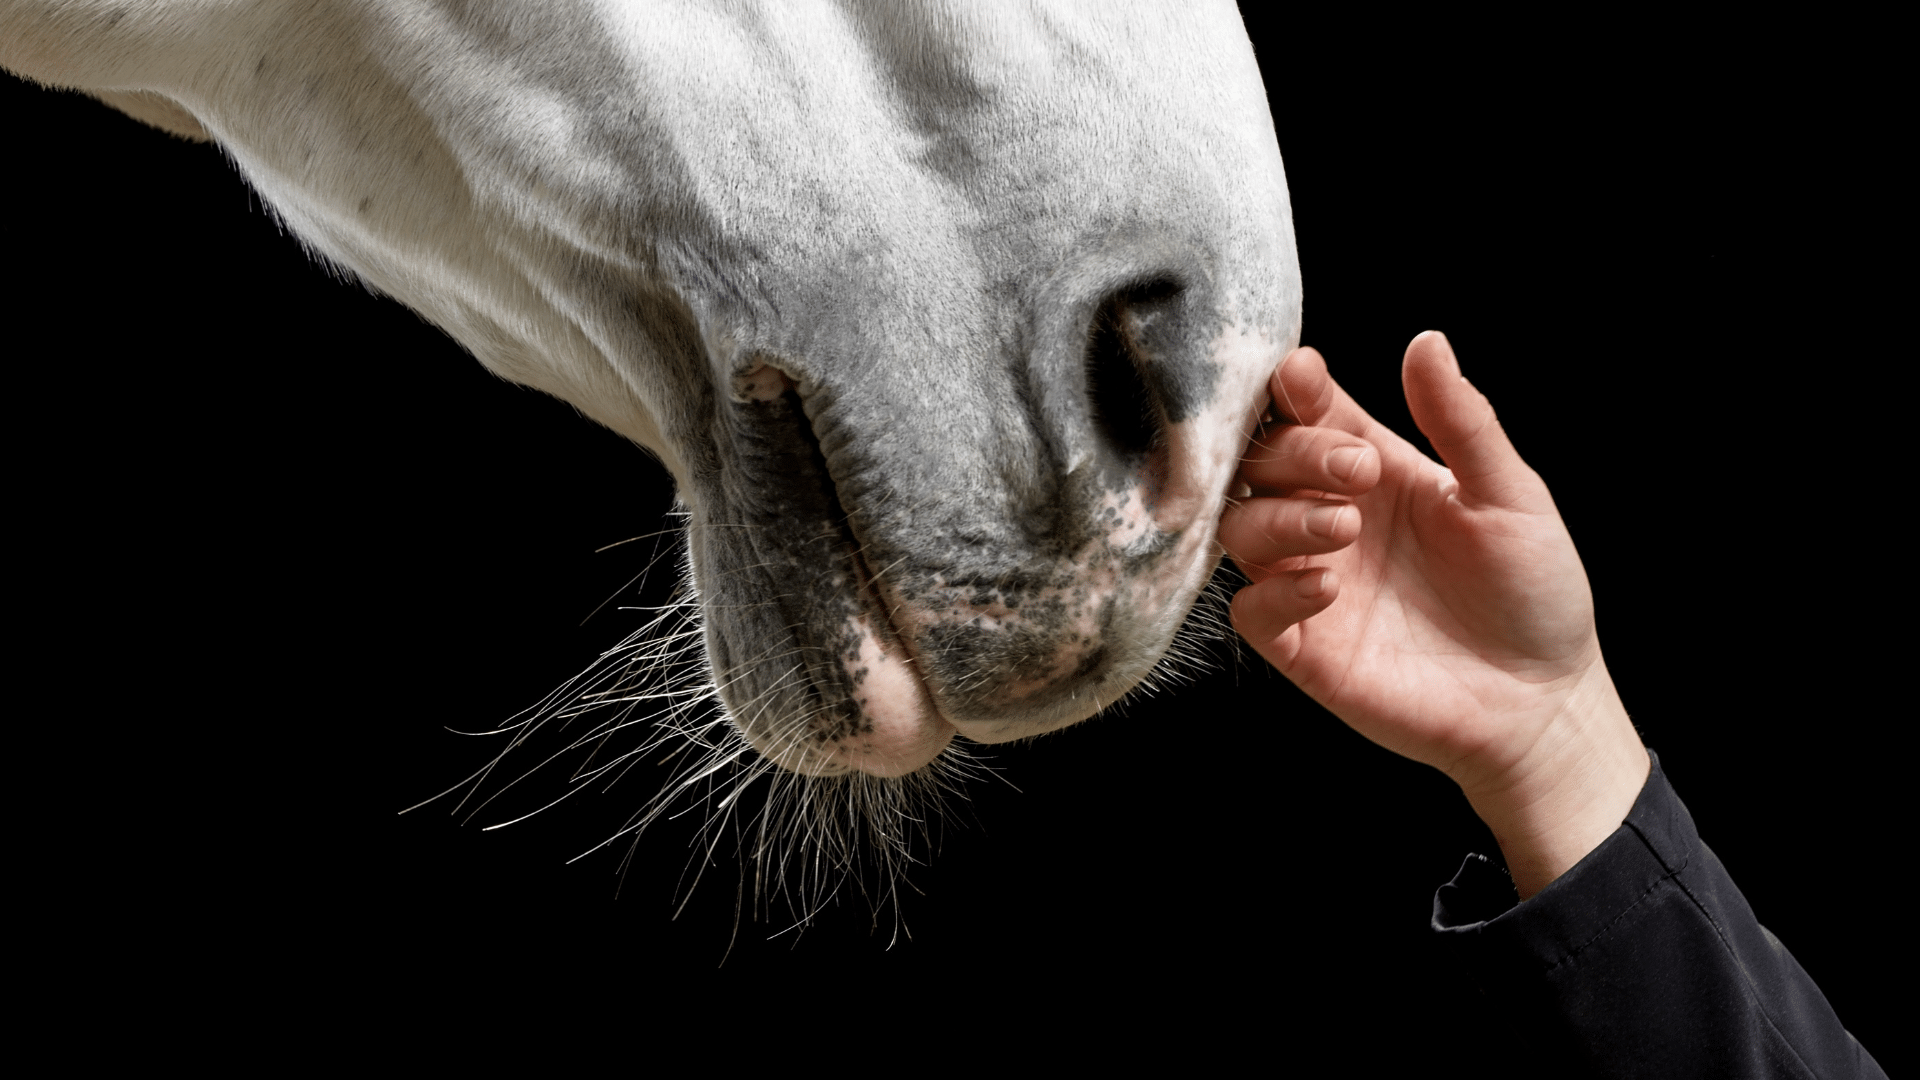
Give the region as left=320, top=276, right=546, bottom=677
left=1220, top=332, right=1648, bottom=898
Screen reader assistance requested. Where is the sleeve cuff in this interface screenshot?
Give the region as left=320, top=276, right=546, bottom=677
left=1432, top=749, right=1688, bottom=958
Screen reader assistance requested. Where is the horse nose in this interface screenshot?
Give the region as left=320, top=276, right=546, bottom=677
left=885, top=269, right=1249, bottom=744
left=1027, top=269, right=1227, bottom=538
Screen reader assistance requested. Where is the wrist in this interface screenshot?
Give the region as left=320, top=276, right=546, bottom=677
left=1459, top=660, right=1649, bottom=900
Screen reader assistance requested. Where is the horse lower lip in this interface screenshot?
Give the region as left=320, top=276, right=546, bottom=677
left=825, top=544, right=958, bottom=778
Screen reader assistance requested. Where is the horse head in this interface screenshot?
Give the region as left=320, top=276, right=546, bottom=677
left=3, top=1, right=1298, bottom=781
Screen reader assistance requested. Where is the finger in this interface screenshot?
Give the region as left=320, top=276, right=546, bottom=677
left=1229, top=567, right=1339, bottom=650
left=1270, top=347, right=1379, bottom=439
left=1240, top=423, right=1381, bottom=496
left=1401, top=331, right=1542, bottom=510
left=1219, top=496, right=1361, bottom=567
left=1270, top=346, right=1335, bottom=425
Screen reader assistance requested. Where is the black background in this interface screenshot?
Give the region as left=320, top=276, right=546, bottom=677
left=5, top=9, right=1902, bottom=1068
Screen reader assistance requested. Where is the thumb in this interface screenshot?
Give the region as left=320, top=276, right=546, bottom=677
left=1402, top=331, right=1539, bottom=509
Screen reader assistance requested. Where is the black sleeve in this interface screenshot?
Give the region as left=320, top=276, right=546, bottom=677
left=1430, top=751, right=1885, bottom=1079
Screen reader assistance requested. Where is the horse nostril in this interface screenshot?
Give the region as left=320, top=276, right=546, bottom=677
left=1085, top=287, right=1167, bottom=461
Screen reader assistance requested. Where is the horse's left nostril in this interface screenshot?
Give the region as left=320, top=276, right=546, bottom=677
left=1085, top=280, right=1179, bottom=461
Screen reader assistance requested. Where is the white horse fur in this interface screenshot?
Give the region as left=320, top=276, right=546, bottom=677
left=4, top=0, right=1301, bottom=907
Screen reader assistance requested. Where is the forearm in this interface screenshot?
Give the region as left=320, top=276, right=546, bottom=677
left=1457, top=660, right=1649, bottom=899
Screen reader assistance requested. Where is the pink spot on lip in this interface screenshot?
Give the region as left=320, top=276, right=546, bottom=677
left=828, top=615, right=955, bottom=777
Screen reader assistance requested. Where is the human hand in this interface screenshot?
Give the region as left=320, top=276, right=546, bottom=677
left=1220, top=332, right=1648, bottom=898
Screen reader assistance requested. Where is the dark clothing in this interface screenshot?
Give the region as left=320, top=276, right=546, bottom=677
left=1432, top=752, right=1885, bottom=1079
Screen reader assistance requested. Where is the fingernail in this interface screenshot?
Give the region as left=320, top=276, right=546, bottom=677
left=1295, top=570, right=1326, bottom=598
left=1306, top=504, right=1347, bottom=538
left=1328, top=446, right=1371, bottom=482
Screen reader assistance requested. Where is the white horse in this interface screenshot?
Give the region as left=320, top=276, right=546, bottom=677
left=4, top=1, right=1295, bottom=892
